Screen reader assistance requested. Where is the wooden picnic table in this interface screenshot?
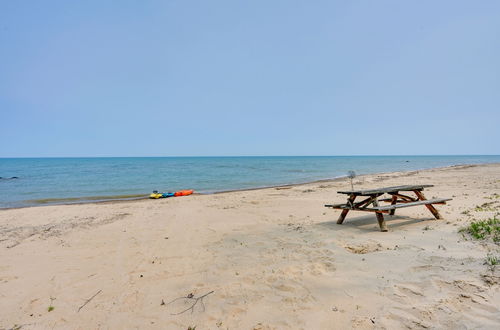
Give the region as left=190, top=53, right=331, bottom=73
left=325, top=185, right=451, bottom=232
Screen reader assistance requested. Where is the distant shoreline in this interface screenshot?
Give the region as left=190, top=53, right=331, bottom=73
left=2, top=162, right=498, bottom=211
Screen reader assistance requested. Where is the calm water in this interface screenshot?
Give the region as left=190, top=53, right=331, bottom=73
left=0, top=156, right=499, bottom=208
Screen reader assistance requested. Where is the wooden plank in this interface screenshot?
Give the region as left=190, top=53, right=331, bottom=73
left=372, top=198, right=388, bottom=231
left=389, top=195, right=398, bottom=215
left=356, top=194, right=383, bottom=209
left=338, top=185, right=433, bottom=196
left=388, top=192, right=417, bottom=202
left=325, top=196, right=376, bottom=209
left=380, top=198, right=447, bottom=205
left=337, top=194, right=356, bottom=224
left=371, top=198, right=451, bottom=211
left=379, top=198, right=411, bottom=203
left=414, top=190, right=443, bottom=219
left=325, top=204, right=347, bottom=208
left=326, top=205, right=390, bottom=213
left=354, top=196, right=377, bottom=208
left=376, top=212, right=388, bottom=231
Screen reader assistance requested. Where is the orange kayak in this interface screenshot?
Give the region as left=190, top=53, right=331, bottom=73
left=174, top=189, right=194, bottom=197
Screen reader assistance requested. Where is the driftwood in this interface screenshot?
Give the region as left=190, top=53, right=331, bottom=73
left=77, top=290, right=102, bottom=312
left=167, top=291, right=214, bottom=315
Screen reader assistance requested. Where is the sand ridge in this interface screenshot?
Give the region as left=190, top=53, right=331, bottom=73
left=0, top=164, right=499, bottom=329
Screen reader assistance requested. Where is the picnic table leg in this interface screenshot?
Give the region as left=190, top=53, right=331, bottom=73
left=376, top=212, right=388, bottom=232
left=337, top=194, right=356, bottom=224
left=372, top=198, right=388, bottom=232
left=413, top=190, right=442, bottom=219
left=389, top=194, right=398, bottom=215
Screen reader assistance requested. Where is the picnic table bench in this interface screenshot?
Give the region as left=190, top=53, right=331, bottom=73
left=325, top=185, right=451, bottom=232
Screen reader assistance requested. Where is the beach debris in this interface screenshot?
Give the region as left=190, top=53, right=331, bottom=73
left=285, top=223, right=304, bottom=232
left=77, top=289, right=102, bottom=312
left=347, top=170, right=356, bottom=190
left=166, top=290, right=214, bottom=315
left=343, top=290, right=353, bottom=298
left=47, top=296, right=56, bottom=312
left=6, top=241, right=21, bottom=249
left=8, top=324, right=23, bottom=330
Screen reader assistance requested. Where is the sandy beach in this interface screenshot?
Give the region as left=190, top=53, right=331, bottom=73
left=1, top=163, right=499, bottom=329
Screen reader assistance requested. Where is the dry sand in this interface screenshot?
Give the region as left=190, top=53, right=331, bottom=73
left=1, top=164, right=499, bottom=329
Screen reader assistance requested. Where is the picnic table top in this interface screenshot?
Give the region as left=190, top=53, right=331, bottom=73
left=338, top=184, right=434, bottom=196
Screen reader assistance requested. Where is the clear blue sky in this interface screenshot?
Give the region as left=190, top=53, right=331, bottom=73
left=1, top=0, right=499, bottom=157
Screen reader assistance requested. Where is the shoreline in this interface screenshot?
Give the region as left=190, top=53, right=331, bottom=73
left=2, top=162, right=498, bottom=211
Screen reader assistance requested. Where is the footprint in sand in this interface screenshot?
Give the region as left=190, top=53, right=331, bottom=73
left=252, top=323, right=274, bottom=330
left=381, top=277, right=500, bottom=329
left=274, top=283, right=295, bottom=292
left=343, top=240, right=386, bottom=254
left=0, top=275, right=18, bottom=283
left=410, top=264, right=445, bottom=273
left=393, top=284, right=424, bottom=297
left=308, top=260, right=336, bottom=275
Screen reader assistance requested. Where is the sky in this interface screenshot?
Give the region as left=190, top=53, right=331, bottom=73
left=0, top=0, right=499, bottom=157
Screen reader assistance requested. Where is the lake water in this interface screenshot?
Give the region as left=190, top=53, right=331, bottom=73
left=0, top=155, right=499, bottom=208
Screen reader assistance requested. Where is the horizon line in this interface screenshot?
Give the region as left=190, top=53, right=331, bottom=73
left=1, top=154, right=500, bottom=159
